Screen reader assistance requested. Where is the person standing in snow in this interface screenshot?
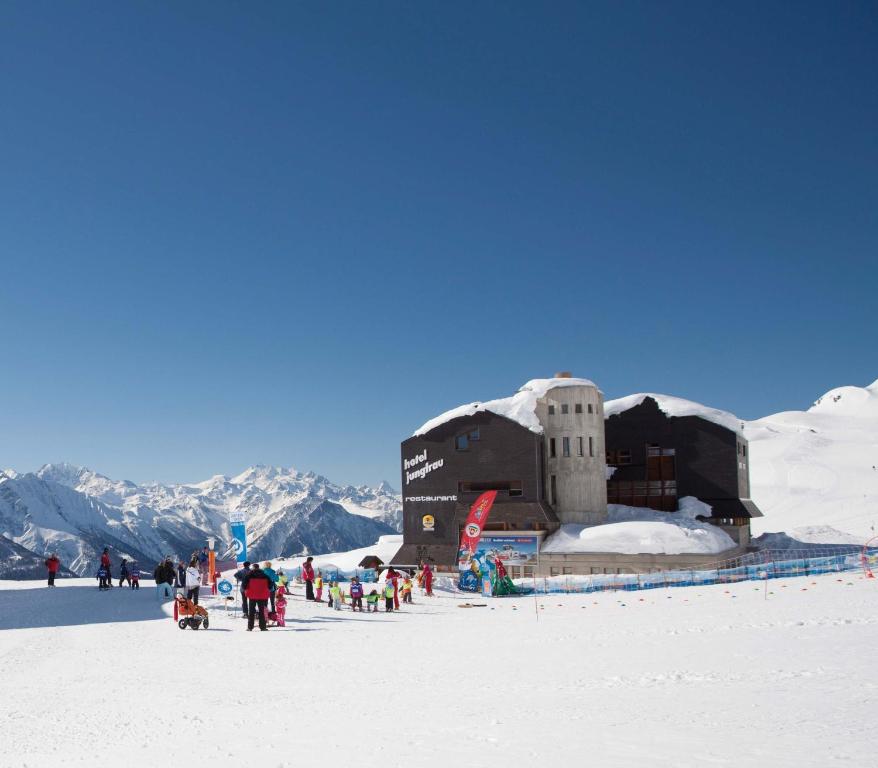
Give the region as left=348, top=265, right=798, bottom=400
left=185, top=557, right=202, bottom=605
left=244, top=563, right=271, bottom=631
left=384, top=580, right=395, bottom=612
left=314, top=570, right=324, bottom=603
left=234, top=561, right=251, bottom=618
left=302, top=556, right=315, bottom=601
left=349, top=576, right=364, bottom=611
left=129, top=560, right=140, bottom=589
left=45, top=553, right=60, bottom=587
left=422, top=561, right=434, bottom=597
left=198, top=546, right=209, bottom=579
left=385, top=566, right=400, bottom=609
left=100, top=548, right=113, bottom=588
left=154, top=557, right=175, bottom=600
left=262, top=561, right=278, bottom=614
left=119, top=559, right=132, bottom=588
left=274, top=584, right=288, bottom=627
left=176, top=560, right=186, bottom=590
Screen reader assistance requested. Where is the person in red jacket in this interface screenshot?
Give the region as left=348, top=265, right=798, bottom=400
left=422, top=561, right=434, bottom=597
left=302, top=556, right=315, bottom=601
left=45, top=553, right=60, bottom=587
left=244, top=564, right=272, bottom=631
left=100, top=548, right=113, bottom=588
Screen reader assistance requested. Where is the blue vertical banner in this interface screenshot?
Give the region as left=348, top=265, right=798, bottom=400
left=229, top=509, right=247, bottom=563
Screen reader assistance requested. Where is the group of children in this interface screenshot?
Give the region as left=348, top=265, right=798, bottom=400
left=320, top=573, right=415, bottom=613
left=96, top=548, right=141, bottom=590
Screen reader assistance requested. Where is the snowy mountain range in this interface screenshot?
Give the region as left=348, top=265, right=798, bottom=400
left=0, top=464, right=401, bottom=577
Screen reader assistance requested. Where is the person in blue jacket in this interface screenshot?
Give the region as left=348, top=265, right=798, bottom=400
left=262, top=561, right=279, bottom=614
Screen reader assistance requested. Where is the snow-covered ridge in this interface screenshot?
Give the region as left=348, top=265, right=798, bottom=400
left=414, top=377, right=599, bottom=436
left=604, top=393, right=745, bottom=436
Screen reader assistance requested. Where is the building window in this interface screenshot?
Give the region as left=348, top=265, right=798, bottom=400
left=561, top=403, right=569, bottom=414
left=549, top=438, right=556, bottom=458
left=577, top=437, right=584, bottom=456
left=455, top=434, right=469, bottom=451
left=606, top=449, right=632, bottom=466
left=469, top=428, right=480, bottom=441
left=550, top=474, right=557, bottom=505
left=575, top=403, right=582, bottom=414
left=458, top=480, right=522, bottom=497
left=548, top=405, right=555, bottom=415
left=588, top=404, right=594, bottom=414
left=742, top=444, right=747, bottom=458
left=562, top=437, right=571, bottom=457
left=589, top=436, right=595, bottom=457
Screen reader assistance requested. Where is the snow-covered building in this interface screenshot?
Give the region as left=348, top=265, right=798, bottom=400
left=604, top=395, right=763, bottom=547
left=392, top=374, right=608, bottom=568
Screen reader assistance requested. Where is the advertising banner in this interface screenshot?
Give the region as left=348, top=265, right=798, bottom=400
left=479, top=535, right=540, bottom=567
left=229, top=509, right=247, bottom=564
left=457, top=490, right=498, bottom=593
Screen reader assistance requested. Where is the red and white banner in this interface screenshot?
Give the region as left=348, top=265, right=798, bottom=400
left=458, top=490, right=498, bottom=559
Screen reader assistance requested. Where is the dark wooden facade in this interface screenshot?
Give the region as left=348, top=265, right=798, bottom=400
left=392, top=411, right=558, bottom=567
left=605, top=397, right=762, bottom=537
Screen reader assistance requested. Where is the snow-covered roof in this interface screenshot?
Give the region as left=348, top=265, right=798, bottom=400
left=413, top=377, right=600, bottom=437
left=604, top=393, right=744, bottom=436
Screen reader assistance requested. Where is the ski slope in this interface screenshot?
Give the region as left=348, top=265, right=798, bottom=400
left=0, top=572, right=875, bottom=766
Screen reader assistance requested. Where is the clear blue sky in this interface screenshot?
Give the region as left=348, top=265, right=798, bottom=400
left=1, top=2, right=876, bottom=487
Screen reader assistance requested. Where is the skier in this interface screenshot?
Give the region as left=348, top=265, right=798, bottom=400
left=129, top=561, right=140, bottom=589
left=302, top=556, right=315, bottom=601
left=329, top=581, right=342, bottom=612
left=384, top=580, right=395, bottom=612
left=119, top=559, right=132, bottom=588
left=400, top=576, right=413, bottom=604
left=366, top=589, right=380, bottom=613
left=45, top=553, right=60, bottom=587
left=349, top=576, right=364, bottom=611
left=97, top=565, right=109, bottom=591
left=422, top=561, right=434, bottom=597
left=314, top=570, right=324, bottom=603
left=275, top=584, right=288, bottom=627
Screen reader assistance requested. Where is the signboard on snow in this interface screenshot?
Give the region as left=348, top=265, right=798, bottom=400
left=479, top=535, right=540, bottom=567
left=217, top=579, right=233, bottom=596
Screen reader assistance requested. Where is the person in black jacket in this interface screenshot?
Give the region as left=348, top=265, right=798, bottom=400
left=153, top=557, right=176, bottom=600
left=233, top=561, right=251, bottom=619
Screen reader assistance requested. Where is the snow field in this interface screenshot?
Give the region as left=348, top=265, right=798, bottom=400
left=0, top=571, right=876, bottom=767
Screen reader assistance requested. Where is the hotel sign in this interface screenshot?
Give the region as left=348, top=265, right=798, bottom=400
left=403, top=449, right=445, bottom=486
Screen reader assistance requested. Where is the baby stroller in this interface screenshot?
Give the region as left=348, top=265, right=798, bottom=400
left=175, top=595, right=209, bottom=630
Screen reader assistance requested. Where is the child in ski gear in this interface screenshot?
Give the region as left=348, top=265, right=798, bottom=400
left=275, top=585, right=287, bottom=627
left=329, top=582, right=342, bottom=611
left=97, top=565, right=109, bottom=590
left=349, top=577, right=364, bottom=611
left=45, top=553, right=60, bottom=587
left=119, top=559, right=131, bottom=588
left=302, top=556, right=315, bottom=601
left=129, top=561, right=140, bottom=589
left=366, top=589, right=379, bottom=612
left=401, top=577, right=413, bottom=604
left=314, top=570, right=324, bottom=602
left=422, top=562, right=434, bottom=597
left=384, top=581, right=395, bottom=612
